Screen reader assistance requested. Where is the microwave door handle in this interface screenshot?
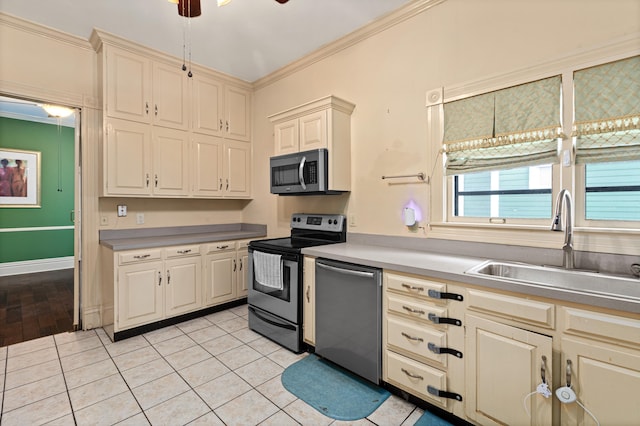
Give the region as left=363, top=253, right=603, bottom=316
left=298, top=156, right=307, bottom=190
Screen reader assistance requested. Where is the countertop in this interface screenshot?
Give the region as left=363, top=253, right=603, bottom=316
left=99, top=223, right=267, bottom=251
left=302, top=243, right=640, bottom=314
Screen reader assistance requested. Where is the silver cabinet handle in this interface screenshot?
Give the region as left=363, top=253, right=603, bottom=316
left=154, top=104, right=158, bottom=116
left=233, top=259, right=237, bottom=272
left=133, top=254, right=151, bottom=259
left=316, top=262, right=375, bottom=278
left=158, top=271, right=162, bottom=286
left=402, top=305, right=426, bottom=315
left=298, top=156, right=307, bottom=190
left=145, top=102, right=149, bottom=115
left=401, top=283, right=424, bottom=292
left=155, top=174, right=158, bottom=188
left=401, top=368, right=423, bottom=380
left=177, top=249, right=192, bottom=254
left=226, top=120, right=229, bottom=132
left=306, top=285, right=310, bottom=303
left=167, top=270, right=170, bottom=285
left=146, top=173, right=150, bottom=187
left=401, top=332, right=424, bottom=342
left=219, top=178, right=223, bottom=190
left=217, top=245, right=229, bottom=249
left=226, top=179, right=229, bottom=190
left=219, top=119, right=223, bottom=130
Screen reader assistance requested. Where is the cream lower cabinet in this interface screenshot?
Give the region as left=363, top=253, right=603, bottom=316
left=115, top=245, right=201, bottom=331
left=559, top=307, right=640, bottom=426
left=465, top=315, right=553, bottom=426
left=303, top=256, right=316, bottom=345
left=202, top=240, right=249, bottom=306
left=383, top=271, right=465, bottom=417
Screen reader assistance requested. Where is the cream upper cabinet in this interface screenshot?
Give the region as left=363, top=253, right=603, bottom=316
left=191, top=134, right=250, bottom=198
left=559, top=307, right=640, bottom=426
left=104, top=44, right=188, bottom=129
left=270, top=95, right=354, bottom=156
left=225, top=85, right=251, bottom=142
left=465, top=314, right=553, bottom=426
left=303, top=256, right=316, bottom=345
left=191, top=72, right=224, bottom=137
left=104, top=119, right=189, bottom=197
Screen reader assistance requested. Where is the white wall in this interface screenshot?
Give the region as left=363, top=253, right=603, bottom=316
left=248, top=0, right=640, bottom=252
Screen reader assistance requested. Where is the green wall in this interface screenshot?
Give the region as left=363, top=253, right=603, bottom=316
left=0, top=116, right=75, bottom=263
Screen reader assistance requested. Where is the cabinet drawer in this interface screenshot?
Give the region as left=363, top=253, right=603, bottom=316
left=467, top=289, right=554, bottom=328
left=386, top=272, right=447, bottom=300
left=203, top=241, right=237, bottom=254
left=236, top=240, right=249, bottom=250
left=385, top=350, right=448, bottom=409
left=119, top=249, right=162, bottom=265
left=387, top=294, right=448, bottom=325
left=387, top=316, right=448, bottom=367
left=165, top=245, right=200, bottom=258
left=562, top=307, right=640, bottom=346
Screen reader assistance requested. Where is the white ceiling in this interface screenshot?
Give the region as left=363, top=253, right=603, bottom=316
left=0, top=0, right=413, bottom=83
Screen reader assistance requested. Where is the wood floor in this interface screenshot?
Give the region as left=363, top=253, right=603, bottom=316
left=0, top=269, right=74, bottom=347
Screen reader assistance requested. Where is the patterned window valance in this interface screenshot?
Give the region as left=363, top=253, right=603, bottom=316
left=443, top=76, right=562, bottom=175
left=574, top=55, right=640, bottom=164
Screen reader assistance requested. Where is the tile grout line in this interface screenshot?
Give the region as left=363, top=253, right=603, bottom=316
left=54, top=333, right=82, bottom=426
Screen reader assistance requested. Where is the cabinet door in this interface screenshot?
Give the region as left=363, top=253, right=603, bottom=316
left=152, top=127, right=190, bottom=196
left=274, top=118, right=299, bottom=156
left=105, top=46, right=152, bottom=123
left=152, top=61, right=189, bottom=130
left=191, top=133, right=224, bottom=197
left=224, top=85, right=251, bottom=142
left=303, top=256, right=316, bottom=345
left=466, top=314, right=553, bottom=426
left=237, top=248, right=249, bottom=298
left=561, top=337, right=640, bottom=426
left=191, top=73, right=224, bottom=136
left=223, top=141, right=251, bottom=198
left=117, top=261, right=163, bottom=330
left=105, top=119, right=152, bottom=196
left=299, top=110, right=327, bottom=151
left=165, top=256, right=202, bottom=317
left=203, top=251, right=236, bottom=306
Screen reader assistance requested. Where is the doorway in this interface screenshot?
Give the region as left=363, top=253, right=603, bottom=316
left=0, top=95, right=80, bottom=346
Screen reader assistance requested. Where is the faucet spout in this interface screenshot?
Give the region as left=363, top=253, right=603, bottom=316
left=551, top=189, right=574, bottom=269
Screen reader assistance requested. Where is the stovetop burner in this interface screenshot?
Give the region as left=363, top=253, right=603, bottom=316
left=249, top=213, right=346, bottom=254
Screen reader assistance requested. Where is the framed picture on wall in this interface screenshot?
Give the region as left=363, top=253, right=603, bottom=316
left=0, top=148, right=41, bottom=208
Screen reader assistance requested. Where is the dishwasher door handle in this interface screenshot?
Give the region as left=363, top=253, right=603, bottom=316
left=317, top=262, right=376, bottom=279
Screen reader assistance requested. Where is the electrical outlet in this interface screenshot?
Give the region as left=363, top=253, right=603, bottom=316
left=117, top=205, right=127, bottom=217
left=100, top=216, right=108, bottom=226
left=136, top=213, right=145, bottom=224
left=349, top=214, right=357, bottom=226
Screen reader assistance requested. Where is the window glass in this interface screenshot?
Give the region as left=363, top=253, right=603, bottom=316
left=455, top=165, right=552, bottom=219
left=585, top=160, right=640, bottom=221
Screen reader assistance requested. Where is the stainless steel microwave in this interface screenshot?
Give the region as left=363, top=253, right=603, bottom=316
left=270, top=148, right=344, bottom=195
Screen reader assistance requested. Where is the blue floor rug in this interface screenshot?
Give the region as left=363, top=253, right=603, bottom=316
left=281, top=354, right=390, bottom=421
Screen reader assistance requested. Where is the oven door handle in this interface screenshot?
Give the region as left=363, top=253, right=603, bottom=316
left=317, top=262, right=375, bottom=278
left=249, top=306, right=296, bottom=331
left=298, top=156, right=307, bottom=190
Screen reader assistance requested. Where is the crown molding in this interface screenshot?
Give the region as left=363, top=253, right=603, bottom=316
left=0, top=12, right=93, bottom=51
left=252, top=0, right=446, bottom=90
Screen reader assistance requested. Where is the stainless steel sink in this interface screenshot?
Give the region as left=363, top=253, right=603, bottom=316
left=466, top=260, right=640, bottom=301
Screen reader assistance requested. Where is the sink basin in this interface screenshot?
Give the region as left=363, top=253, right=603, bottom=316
left=466, top=260, right=640, bottom=301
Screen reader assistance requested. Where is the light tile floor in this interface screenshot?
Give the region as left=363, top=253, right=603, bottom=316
left=0, top=304, right=428, bottom=426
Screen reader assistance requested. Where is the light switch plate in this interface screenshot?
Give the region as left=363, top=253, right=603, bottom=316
left=136, top=213, right=145, bottom=224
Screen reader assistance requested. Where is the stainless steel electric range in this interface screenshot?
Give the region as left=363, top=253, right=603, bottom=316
left=247, top=213, right=346, bottom=353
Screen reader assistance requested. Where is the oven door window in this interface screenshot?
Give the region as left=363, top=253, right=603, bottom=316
left=253, top=262, right=291, bottom=302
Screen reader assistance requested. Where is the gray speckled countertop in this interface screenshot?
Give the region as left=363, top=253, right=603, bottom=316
left=100, top=223, right=266, bottom=251
left=302, top=243, right=640, bottom=314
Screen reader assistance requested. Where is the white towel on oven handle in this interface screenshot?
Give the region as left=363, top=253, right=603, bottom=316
left=253, top=251, right=283, bottom=290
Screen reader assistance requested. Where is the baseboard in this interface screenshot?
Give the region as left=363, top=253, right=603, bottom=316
left=0, top=256, right=74, bottom=277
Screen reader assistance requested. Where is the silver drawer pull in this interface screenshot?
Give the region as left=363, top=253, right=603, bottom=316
left=217, top=245, right=229, bottom=249
left=401, top=283, right=424, bottom=291
left=401, top=368, right=423, bottom=380
left=401, top=332, right=424, bottom=342
left=133, top=254, right=150, bottom=259
left=177, top=249, right=192, bottom=254
left=402, top=305, right=425, bottom=315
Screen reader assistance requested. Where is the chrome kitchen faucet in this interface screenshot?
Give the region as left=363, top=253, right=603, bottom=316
left=551, top=189, right=574, bottom=269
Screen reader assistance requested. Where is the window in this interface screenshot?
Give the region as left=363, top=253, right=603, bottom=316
left=585, top=160, right=640, bottom=221
left=454, top=164, right=552, bottom=219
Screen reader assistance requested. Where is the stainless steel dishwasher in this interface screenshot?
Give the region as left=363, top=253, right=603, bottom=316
left=315, top=258, right=382, bottom=384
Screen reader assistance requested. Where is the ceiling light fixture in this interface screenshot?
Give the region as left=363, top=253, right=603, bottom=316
left=41, top=104, right=74, bottom=118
